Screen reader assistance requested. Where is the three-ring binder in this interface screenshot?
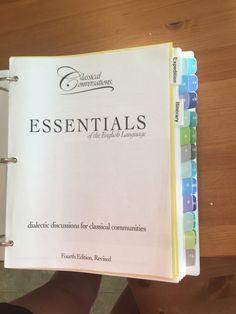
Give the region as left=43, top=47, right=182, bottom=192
left=0, top=235, right=14, bottom=247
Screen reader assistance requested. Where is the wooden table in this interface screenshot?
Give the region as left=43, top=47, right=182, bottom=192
left=0, top=0, right=236, bottom=312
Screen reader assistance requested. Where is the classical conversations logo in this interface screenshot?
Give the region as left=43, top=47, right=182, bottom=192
left=57, top=66, right=114, bottom=94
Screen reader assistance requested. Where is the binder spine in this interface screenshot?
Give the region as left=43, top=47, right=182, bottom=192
left=0, top=76, right=18, bottom=246
left=171, top=48, right=199, bottom=276
left=0, top=156, right=16, bottom=247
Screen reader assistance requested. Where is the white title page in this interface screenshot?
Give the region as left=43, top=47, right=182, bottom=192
left=5, top=44, right=173, bottom=279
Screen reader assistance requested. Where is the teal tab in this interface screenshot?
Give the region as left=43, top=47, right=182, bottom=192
left=182, top=58, right=197, bottom=75
left=182, top=160, right=197, bottom=178
left=185, top=230, right=196, bottom=249
left=181, top=161, right=192, bottom=178
left=180, top=127, right=190, bottom=145
left=190, top=128, right=196, bottom=144
left=191, top=160, right=197, bottom=177
left=183, top=110, right=190, bottom=126
left=190, top=111, right=197, bottom=127
left=184, top=212, right=195, bottom=231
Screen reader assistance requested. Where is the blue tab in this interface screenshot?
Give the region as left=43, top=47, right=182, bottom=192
left=183, top=195, right=194, bottom=212
left=182, top=178, right=192, bottom=195
left=183, top=195, right=197, bottom=212
left=188, top=92, right=197, bottom=109
left=182, top=178, right=197, bottom=195
left=192, top=195, right=197, bottom=211
left=192, top=177, right=197, bottom=194
left=180, top=92, right=197, bottom=109
left=179, top=75, right=198, bottom=93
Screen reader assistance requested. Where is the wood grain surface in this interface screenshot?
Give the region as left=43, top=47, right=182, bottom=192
left=0, top=0, right=235, bottom=259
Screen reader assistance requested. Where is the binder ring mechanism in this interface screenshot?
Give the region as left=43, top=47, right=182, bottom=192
left=0, top=75, right=18, bottom=92
left=0, top=235, right=14, bottom=247
left=0, top=157, right=17, bottom=164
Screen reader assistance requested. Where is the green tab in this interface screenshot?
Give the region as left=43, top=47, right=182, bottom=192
left=185, top=230, right=196, bottom=249
left=180, top=127, right=190, bottom=145
left=190, top=128, right=196, bottom=144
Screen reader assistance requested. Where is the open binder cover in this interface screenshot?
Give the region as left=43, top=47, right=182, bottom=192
left=0, top=43, right=199, bottom=282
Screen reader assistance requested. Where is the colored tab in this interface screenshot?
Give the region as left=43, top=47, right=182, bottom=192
left=188, top=92, right=197, bottom=109
left=183, top=110, right=190, bottom=126
left=180, top=93, right=188, bottom=109
left=190, top=128, right=196, bottom=144
left=181, top=145, right=191, bottom=162
left=191, top=144, right=197, bottom=159
left=191, top=160, right=197, bottom=177
left=184, top=212, right=195, bottom=231
left=181, top=144, right=196, bottom=161
left=190, top=111, right=197, bottom=127
left=180, top=92, right=197, bottom=109
left=181, top=160, right=197, bottom=178
left=182, top=161, right=192, bottom=178
left=180, top=127, right=190, bottom=145
left=186, top=249, right=196, bottom=266
left=182, top=178, right=192, bottom=195
left=183, top=195, right=194, bottom=212
left=182, top=178, right=197, bottom=195
left=182, top=58, right=197, bottom=75
left=183, top=195, right=197, bottom=212
left=185, top=230, right=196, bottom=249
left=192, top=195, right=197, bottom=210
left=183, top=111, right=198, bottom=128
left=192, top=178, right=197, bottom=194
left=179, top=75, right=198, bottom=93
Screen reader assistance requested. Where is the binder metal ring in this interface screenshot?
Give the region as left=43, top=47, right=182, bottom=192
left=0, top=157, right=17, bottom=164
left=0, top=75, right=18, bottom=92
left=0, top=235, right=14, bottom=247
left=0, top=76, right=18, bottom=82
